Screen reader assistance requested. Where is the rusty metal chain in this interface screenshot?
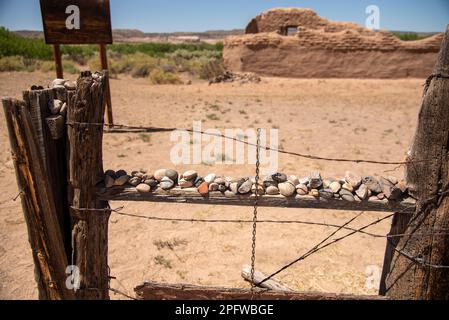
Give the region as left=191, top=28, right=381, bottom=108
left=250, top=128, right=261, bottom=293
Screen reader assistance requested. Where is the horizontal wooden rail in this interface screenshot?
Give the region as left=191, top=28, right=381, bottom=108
left=134, top=281, right=388, bottom=300
left=97, top=186, right=415, bottom=213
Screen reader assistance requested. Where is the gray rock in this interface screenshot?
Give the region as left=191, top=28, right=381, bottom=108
left=263, top=176, right=278, bottom=188
left=362, top=176, right=382, bottom=194
left=144, top=179, right=158, bottom=188
left=209, top=183, right=219, bottom=191
left=238, top=179, right=253, bottom=194
left=214, top=177, right=226, bottom=185
left=114, top=175, right=130, bottom=186
left=154, top=169, right=167, bottom=182
left=319, top=189, right=334, bottom=199
left=183, top=170, right=198, bottom=181
left=330, top=181, right=341, bottom=193
left=339, top=189, right=355, bottom=202
left=116, top=170, right=127, bottom=177
left=179, top=179, right=194, bottom=188
left=204, top=173, right=216, bottom=184
left=105, top=170, right=116, bottom=179
left=105, top=175, right=115, bottom=188
left=355, top=184, right=369, bottom=200
left=345, top=171, right=362, bottom=188
left=128, top=176, right=141, bottom=187
left=165, top=169, right=179, bottom=182
left=272, top=173, right=287, bottom=183
left=309, top=171, right=322, bottom=189
left=49, top=99, right=63, bottom=115
left=266, top=186, right=280, bottom=195
left=218, top=184, right=227, bottom=192
left=136, top=184, right=151, bottom=193
left=278, top=182, right=296, bottom=197
left=230, top=182, right=239, bottom=194
left=160, top=177, right=175, bottom=190
left=296, top=184, right=308, bottom=196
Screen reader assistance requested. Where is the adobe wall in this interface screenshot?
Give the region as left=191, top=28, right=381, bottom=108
left=225, top=8, right=443, bottom=78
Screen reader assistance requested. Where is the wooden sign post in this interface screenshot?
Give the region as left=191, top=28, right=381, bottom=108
left=39, top=0, right=114, bottom=126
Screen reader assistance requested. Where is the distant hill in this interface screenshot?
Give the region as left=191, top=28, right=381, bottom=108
left=13, top=29, right=244, bottom=44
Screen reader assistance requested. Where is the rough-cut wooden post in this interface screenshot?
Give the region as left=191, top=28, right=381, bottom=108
left=23, top=87, right=72, bottom=258
left=381, top=26, right=449, bottom=300
left=67, top=71, right=110, bottom=300
left=2, top=98, right=74, bottom=300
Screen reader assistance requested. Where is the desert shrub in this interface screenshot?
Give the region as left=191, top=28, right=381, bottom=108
left=39, top=60, right=78, bottom=74
left=0, top=56, right=26, bottom=71
left=392, top=32, right=430, bottom=41
left=149, top=68, right=182, bottom=85
left=0, top=56, right=41, bottom=72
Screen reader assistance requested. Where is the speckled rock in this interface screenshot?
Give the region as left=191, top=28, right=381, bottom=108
left=263, top=176, right=277, bottom=188
left=319, top=189, right=334, bottom=199
left=214, top=177, right=226, bottom=185
left=272, top=173, right=287, bottom=183
left=128, top=176, right=141, bottom=187
left=362, top=176, right=382, bottom=194
left=278, top=182, right=296, bottom=197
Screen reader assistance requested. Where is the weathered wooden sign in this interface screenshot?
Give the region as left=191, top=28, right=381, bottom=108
left=39, top=0, right=114, bottom=125
left=40, top=0, right=113, bottom=45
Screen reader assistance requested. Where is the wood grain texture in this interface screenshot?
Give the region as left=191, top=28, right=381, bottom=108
left=135, top=282, right=388, bottom=300
left=40, top=0, right=112, bottom=44
left=382, top=26, right=449, bottom=300
left=23, top=88, right=71, bottom=258
left=98, top=186, right=416, bottom=213
left=2, top=98, right=74, bottom=300
left=67, top=71, right=110, bottom=300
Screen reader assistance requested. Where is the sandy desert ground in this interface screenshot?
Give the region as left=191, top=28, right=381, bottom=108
left=0, top=71, right=424, bottom=299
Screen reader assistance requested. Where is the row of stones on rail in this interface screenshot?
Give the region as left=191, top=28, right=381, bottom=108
left=102, top=169, right=408, bottom=202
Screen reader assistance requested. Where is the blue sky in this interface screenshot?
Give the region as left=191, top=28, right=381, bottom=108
left=0, top=0, right=448, bottom=33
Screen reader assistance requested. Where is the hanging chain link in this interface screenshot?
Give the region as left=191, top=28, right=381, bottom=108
left=250, top=129, right=261, bottom=293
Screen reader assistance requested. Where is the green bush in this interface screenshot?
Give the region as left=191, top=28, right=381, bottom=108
left=149, top=68, right=182, bottom=85
left=0, top=56, right=26, bottom=71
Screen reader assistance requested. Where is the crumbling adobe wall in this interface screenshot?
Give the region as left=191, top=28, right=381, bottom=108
left=225, top=8, right=443, bottom=78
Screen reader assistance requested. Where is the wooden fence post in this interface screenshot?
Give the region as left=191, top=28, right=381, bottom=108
left=381, top=26, right=449, bottom=300
left=67, top=71, right=110, bottom=300
left=2, top=98, right=74, bottom=300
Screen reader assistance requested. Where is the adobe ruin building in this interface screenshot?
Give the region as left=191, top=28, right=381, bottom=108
left=224, top=8, right=444, bottom=78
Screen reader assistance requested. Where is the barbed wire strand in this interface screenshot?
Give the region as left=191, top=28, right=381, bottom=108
left=67, top=121, right=426, bottom=165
